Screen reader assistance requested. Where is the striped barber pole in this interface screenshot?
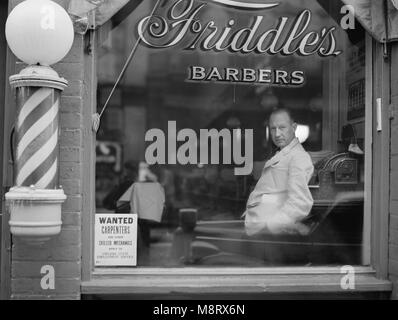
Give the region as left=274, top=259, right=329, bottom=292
left=14, top=86, right=61, bottom=189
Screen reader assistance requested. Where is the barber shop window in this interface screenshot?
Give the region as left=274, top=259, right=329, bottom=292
left=95, top=0, right=370, bottom=268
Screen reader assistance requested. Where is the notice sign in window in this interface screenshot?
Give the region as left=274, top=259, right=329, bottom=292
left=95, top=214, right=138, bottom=266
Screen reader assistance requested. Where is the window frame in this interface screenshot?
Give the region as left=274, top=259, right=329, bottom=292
left=81, top=15, right=391, bottom=295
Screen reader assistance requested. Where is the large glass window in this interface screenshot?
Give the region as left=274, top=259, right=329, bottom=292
left=95, top=0, right=368, bottom=267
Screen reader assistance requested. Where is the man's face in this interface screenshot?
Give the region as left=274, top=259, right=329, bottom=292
left=269, top=111, right=297, bottom=149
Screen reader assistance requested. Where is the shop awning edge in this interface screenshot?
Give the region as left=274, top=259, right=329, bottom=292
left=67, top=0, right=144, bottom=33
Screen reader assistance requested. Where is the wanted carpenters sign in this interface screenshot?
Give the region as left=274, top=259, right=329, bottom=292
left=94, top=214, right=138, bottom=266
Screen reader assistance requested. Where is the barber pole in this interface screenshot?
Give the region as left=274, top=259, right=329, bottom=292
left=5, top=66, right=68, bottom=241
left=10, top=67, right=68, bottom=189
left=14, top=86, right=61, bottom=189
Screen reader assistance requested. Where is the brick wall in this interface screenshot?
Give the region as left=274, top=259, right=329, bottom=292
left=9, top=0, right=85, bottom=300
left=389, top=46, right=398, bottom=300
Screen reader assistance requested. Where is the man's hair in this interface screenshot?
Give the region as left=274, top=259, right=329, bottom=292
left=269, top=108, right=295, bottom=124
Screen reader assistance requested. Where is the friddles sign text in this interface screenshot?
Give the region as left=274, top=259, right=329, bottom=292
left=137, top=0, right=342, bottom=57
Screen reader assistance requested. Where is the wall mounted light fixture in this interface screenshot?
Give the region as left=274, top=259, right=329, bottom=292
left=5, top=0, right=74, bottom=244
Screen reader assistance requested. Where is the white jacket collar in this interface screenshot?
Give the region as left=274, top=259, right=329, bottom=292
left=264, top=138, right=300, bottom=168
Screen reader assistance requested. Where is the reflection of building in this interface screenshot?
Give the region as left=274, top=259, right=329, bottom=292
left=1, top=0, right=398, bottom=301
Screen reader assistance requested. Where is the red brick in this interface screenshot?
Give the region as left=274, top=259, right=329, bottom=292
left=60, top=147, right=83, bottom=162
left=391, top=216, right=398, bottom=230
left=55, top=228, right=81, bottom=246
left=11, top=294, right=80, bottom=300
left=11, top=278, right=80, bottom=295
left=61, top=179, right=82, bottom=195
left=391, top=155, right=398, bottom=171
left=392, top=126, right=398, bottom=155
left=60, top=162, right=83, bottom=180
left=391, top=201, right=398, bottom=215
left=392, top=45, right=398, bottom=97
left=14, top=63, right=83, bottom=84
left=390, top=260, right=398, bottom=276
left=390, top=274, right=398, bottom=300
left=13, top=228, right=81, bottom=249
left=60, top=113, right=83, bottom=129
left=391, top=230, right=398, bottom=245
left=60, top=96, right=83, bottom=113
left=63, top=81, right=83, bottom=97
left=392, top=107, right=398, bottom=126
left=392, top=106, right=398, bottom=127
left=15, top=61, right=27, bottom=73
left=12, top=261, right=80, bottom=279
left=392, top=89, right=398, bottom=113
left=12, top=243, right=81, bottom=262
left=60, top=133, right=83, bottom=149
left=391, top=172, right=398, bottom=200
left=53, top=63, right=84, bottom=82
left=62, top=195, right=82, bottom=212
left=61, top=211, right=81, bottom=227
left=391, top=245, right=398, bottom=261
left=60, top=129, right=83, bottom=147
left=61, top=36, right=84, bottom=64
left=10, top=0, right=25, bottom=8
left=393, top=282, right=398, bottom=300
left=53, top=245, right=81, bottom=261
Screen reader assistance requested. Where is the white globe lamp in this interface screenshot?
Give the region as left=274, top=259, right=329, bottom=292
left=5, top=0, right=74, bottom=66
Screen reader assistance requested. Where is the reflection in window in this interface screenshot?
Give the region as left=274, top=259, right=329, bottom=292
left=95, top=0, right=367, bottom=267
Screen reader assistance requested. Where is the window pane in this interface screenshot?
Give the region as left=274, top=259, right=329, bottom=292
left=95, top=0, right=367, bottom=267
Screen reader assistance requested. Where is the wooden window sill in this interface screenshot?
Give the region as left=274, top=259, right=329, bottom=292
left=81, top=267, right=392, bottom=295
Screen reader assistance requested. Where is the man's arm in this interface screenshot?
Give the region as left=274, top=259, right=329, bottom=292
left=279, top=152, right=314, bottom=223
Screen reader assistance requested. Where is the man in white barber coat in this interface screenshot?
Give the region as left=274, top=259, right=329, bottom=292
left=244, top=109, right=314, bottom=236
